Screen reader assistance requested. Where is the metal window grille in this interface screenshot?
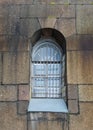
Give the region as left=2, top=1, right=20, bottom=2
left=31, top=40, right=64, bottom=98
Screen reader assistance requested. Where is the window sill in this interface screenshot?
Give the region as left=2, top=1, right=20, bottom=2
left=28, top=98, right=68, bottom=113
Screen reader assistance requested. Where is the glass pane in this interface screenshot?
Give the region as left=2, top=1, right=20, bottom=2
left=33, top=78, right=45, bottom=87
left=48, top=64, right=60, bottom=75
left=48, top=77, right=60, bottom=87
left=33, top=64, right=46, bottom=76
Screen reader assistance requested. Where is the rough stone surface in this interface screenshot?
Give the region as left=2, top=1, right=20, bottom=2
left=0, top=85, right=17, bottom=101
left=79, top=85, right=93, bottom=101
left=17, top=101, right=28, bottom=114
left=68, top=85, right=78, bottom=100
left=70, top=103, right=93, bottom=130
left=0, top=102, right=27, bottom=130
left=77, top=5, right=93, bottom=34
left=67, top=51, right=93, bottom=84
left=0, top=53, right=2, bottom=84
left=69, top=0, right=93, bottom=4
left=20, top=5, right=75, bottom=18
left=68, top=100, right=78, bottom=114
left=0, top=36, right=29, bottom=52
left=28, top=120, right=67, bottom=130
left=20, top=18, right=41, bottom=37
left=55, top=19, right=76, bottom=37
left=39, top=18, right=56, bottom=28
left=67, top=35, right=93, bottom=51
left=3, top=52, right=29, bottom=84
left=18, top=85, right=30, bottom=101
left=34, top=0, right=70, bottom=4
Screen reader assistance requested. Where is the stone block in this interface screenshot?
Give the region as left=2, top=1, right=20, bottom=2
left=68, top=85, right=78, bottom=100
left=67, top=35, right=93, bottom=51
left=48, top=121, right=64, bottom=130
left=20, top=18, right=41, bottom=37
left=0, top=36, right=29, bottom=52
left=39, top=18, right=56, bottom=28
left=0, top=102, right=27, bottom=130
left=17, top=101, right=28, bottom=114
left=0, top=85, right=17, bottom=101
left=68, top=100, right=78, bottom=114
left=34, top=0, right=69, bottom=4
left=28, top=120, right=47, bottom=130
left=28, top=120, right=67, bottom=130
left=0, top=53, right=2, bottom=84
left=69, top=0, right=93, bottom=4
left=67, top=51, right=93, bottom=84
left=77, top=5, right=93, bottom=34
left=20, top=5, right=75, bottom=18
left=55, top=19, right=76, bottom=37
left=69, top=103, right=93, bottom=130
left=18, top=85, right=30, bottom=101
left=79, top=85, right=93, bottom=101
left=3, top=52, right=29, bottom=84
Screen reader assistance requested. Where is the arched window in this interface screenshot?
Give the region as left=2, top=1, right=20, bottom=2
left=28, top=29, right=68, bottom=113
left=31, top=39, right=64, bottom=98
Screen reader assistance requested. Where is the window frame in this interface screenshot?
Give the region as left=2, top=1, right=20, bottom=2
left=28, top=39, right=68, bottom=113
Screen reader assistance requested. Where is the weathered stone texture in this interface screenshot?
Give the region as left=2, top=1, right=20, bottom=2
left=18, top=101, right=28, bottom=114
left=68, top=100, right=78, bottom=114
left=79, top=85, right=93, bottom=101
left=34, top=0, right=69, bottom=4
left=20, top=5, right=75, bottom=18
left=19, top=85, right=30, bottom=100
left=69, top=0, right=93, bottom=4
left=55, top=19, right=76, bottom=37
left=39, top=18, right=56, bottom=28
left=68, top=85, right=78, bottom=100
left=77, top=5, right=93, bottom=34
left=0, top=36, right=29, bottom=52
left=67, top=51, right=93, bottom=84
left=3, top=52, right=29, bottom=84
left=0, top=85, right=17, bottom=101
left=70, top=103, right=93, bottom=130
left=20, top=18, right=41, bottom=37
left=28, top=120, right=67, bottom=130
left=0, top=102, right=27, bottom=130
left=67, top=35, right=93, bottom=51
left=0, top=53, right=2, bottom=83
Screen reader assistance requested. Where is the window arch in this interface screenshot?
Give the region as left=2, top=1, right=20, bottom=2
left=31, top=39, right=64, bottom=98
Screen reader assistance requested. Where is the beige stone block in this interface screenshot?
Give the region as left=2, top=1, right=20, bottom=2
left=18, top=101, right=28, bottom=114
left=67, top=35, right=93, bottom=51
left=0, top=102, right=27, bottom=130
left=0, top=36, right=29, bottom=52
left=69, top=103, right=93, bottom=130
left=68, top=85, right=78, bottom=100
left=39, top=18, right=56, bottom=28
left=34, top=0, right=70, bottom=4
left=28, top=121, right=47, bottom=130
left=20, top=18, right=41, bottom=37
left=0, top=85, right=17, bottom=101
left=0, top=53, right=2, bottom=83
left=67, top=51, right=93, bottom=84
left=20, top=5, right=75, bottom=18
left=77, top=5, right=93, bottom=34
left=55, top=19, right=76, bottom=37
left=3, top=52, right=29, bottom=84
left=19, top=85, right=30, bottom=100
left=69, top=0, right=93, bottom=4
left=68, top=100, right=78, bottom=114
left=48, top=121, right=63, bottom=130
left=79, top=85, right=93, bottom=101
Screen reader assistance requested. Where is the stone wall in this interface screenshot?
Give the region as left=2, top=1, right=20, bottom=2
left=0, top=0, right=93, bottom=130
